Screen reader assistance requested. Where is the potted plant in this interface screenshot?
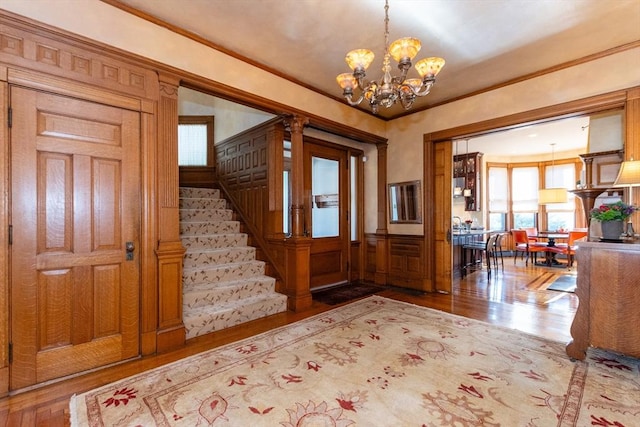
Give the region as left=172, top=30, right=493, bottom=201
left=590, top=201, right=637, bottom=240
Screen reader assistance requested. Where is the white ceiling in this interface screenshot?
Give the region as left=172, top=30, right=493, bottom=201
left=114, top=0, right=640, bottom=120
left=464, top=115, right=591, bottom=157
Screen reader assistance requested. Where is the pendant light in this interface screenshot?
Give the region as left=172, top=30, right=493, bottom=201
left=463, top=139, right=472, bottom=197
left=538, top=143, right=568, bottom=204
left=453, top=140, right=462, bottom=197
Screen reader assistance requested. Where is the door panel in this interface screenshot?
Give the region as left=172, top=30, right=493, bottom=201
left=304, top=143, right=349, bottom=289
left=434, top=141, right=453, bottom=293
left=10, top=87, right=140, bottom=389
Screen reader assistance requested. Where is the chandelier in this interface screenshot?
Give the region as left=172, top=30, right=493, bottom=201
left=336, top=0, right=445, bottom=114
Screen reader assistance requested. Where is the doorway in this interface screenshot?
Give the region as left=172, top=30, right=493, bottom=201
left=9, top=87, right=141, bottom=390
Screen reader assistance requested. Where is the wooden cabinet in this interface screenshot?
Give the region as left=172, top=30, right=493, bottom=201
left=566, top=240, right=640, bottom=360
left=454, top=152, right=483, bottom=211
left=387, top=235, right=427, bottom=291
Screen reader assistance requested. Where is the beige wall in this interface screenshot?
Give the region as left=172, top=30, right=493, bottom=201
left=178, top=87, right=275, bottom=143
left=3, top=1, right=638, bottom=235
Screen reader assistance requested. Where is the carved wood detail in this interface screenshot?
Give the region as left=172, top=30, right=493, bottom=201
left=155, top=74, right=185, bottom=351
left=0, top=16, right=157, bottom=100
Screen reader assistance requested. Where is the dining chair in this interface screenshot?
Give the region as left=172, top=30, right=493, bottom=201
left=511, top=229, right=547, bottom=266
left=522, top=227, right=539, bottom=243
left=494, top=233, right=505, bottom=272
left=553, top=230, right=588, bottom=268
left=463, top=233, right=499, bottom=278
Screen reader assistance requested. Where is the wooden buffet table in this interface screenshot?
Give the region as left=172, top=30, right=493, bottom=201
left=566, top=239, right=640, bottom=360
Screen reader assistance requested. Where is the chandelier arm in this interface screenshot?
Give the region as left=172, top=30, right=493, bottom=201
left=399, top=93, right=416, bottom=110
left=415, top=82, right=435, bottom=97
left=344, top=91, right=365, bottom=107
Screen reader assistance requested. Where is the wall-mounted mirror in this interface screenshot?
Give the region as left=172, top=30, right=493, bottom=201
left=389, top=180, right=422, bottom=224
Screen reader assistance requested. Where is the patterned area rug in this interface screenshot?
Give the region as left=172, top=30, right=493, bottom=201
left=70, top=296, right=640, bottom=426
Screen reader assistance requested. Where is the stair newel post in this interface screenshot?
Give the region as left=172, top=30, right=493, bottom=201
left=283, top=115, right=313, bottom=312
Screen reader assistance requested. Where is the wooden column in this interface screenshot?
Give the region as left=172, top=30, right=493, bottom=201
left=375, top=142, right=389, bottom=285
left=282, top=115, right=312, bottom=312
left=155, top=73, right=186, bottom=351
left=626, top=88, right=640, bottom=227
left=266, top=124, right=286, bottom=239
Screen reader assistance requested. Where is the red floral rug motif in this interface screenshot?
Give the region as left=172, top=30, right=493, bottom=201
left=70, top=296, right=640, bottom=426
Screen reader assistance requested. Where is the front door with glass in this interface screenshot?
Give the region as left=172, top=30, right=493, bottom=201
left=304, top=142, right=350, bottom=289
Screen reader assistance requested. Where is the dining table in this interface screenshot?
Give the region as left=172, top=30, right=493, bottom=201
left=534, top=231, right=569, bottom=266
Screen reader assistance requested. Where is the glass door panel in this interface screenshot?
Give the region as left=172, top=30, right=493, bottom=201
left=311, top=156, right=339, bottom=238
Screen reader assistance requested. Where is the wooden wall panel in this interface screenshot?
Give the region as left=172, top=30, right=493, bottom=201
left=387, top=235, right=426, bottom=290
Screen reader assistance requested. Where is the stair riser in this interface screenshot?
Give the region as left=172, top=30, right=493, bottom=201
left=183, top=279, right=276, bottom=309
left=183, top=295, right=288, bottom=340
left=179, top=188, right=220, bottom=199
left=183, top=261, right=266, bottom=286
left=180, top=221, right=240, bottom=236
left=180, top=198, right=227, bottom=209
left=183, top=247, right=256, bottom=269
left=182, top=234, right=248, bottom=250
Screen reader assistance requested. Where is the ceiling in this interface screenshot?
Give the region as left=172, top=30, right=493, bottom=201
left=113, top=0, right=639, bottom=120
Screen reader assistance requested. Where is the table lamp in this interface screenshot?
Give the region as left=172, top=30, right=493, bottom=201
left=613, top=159, right=640, bottom=236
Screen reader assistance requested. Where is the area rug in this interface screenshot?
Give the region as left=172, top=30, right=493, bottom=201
left=546, top=275, right=577, bottom=293
left=312, top=282, right=385, bottom=305
left=69, top=296, right=640, bottom=426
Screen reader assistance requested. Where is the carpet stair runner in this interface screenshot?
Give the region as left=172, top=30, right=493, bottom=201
left=179, top=187, right=288, bottom=339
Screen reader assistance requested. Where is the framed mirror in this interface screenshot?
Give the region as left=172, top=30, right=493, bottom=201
left=389, top=180, right=422, bottom=224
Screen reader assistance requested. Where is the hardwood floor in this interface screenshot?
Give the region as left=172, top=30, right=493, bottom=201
left=0, top=256, right=577, bottom=426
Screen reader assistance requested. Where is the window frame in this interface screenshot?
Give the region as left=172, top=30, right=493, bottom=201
left=178, top=115, right=215, bottom=167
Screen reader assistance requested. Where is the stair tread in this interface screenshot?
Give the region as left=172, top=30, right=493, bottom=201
left=183, top=259, right=265, bottom=273
left=184, top=275, right=274, bottom=289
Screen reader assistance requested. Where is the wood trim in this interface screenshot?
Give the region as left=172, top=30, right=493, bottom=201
left=7, top=68, right=142, bottom=111
left=428, top=90, right=629, bottom=142
left=178, top=115, right=215, bottom=166
left=0, top=78, right=8, bottom=397
left=140, top=109, right=159, bottom=356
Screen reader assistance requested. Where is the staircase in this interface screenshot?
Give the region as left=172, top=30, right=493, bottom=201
left=179, top=187, right=288, bottom=339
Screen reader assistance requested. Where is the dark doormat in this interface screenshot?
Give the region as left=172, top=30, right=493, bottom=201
left=312, top=282, right=386, bottom=305
left=546, top=275, right=577, bottom=292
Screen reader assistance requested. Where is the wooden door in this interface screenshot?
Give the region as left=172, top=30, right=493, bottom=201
left=433, top=141, right=453, bottom=293
left=304, top=142, right=350, bottom=289
left=10, top=87, right=141, bottom=390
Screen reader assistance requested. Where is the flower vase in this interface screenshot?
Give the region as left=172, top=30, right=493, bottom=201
left=600, top=220, right=624, bottom=240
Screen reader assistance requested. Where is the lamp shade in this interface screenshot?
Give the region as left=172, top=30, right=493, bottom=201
left=336, top=73, right=358, bottom=90
left=538, top=188, right=568, bottom=204
left=388, top=37, right=421, bottom=62
left=415, top=57, right=446, bottom=78
left=345, top=49, right=375, bottom=71
left=614, top=160, right=640, bottom=187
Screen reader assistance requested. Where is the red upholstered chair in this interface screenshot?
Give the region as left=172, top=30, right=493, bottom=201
left=553, top=230, right=588, bottom=268
left=522, top=227, right=539, bottom=243
left=511, top=229, right=547, bottom=266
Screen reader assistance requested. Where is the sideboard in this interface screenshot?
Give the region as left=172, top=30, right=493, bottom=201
left=566, top=240, right=640, bottom=360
